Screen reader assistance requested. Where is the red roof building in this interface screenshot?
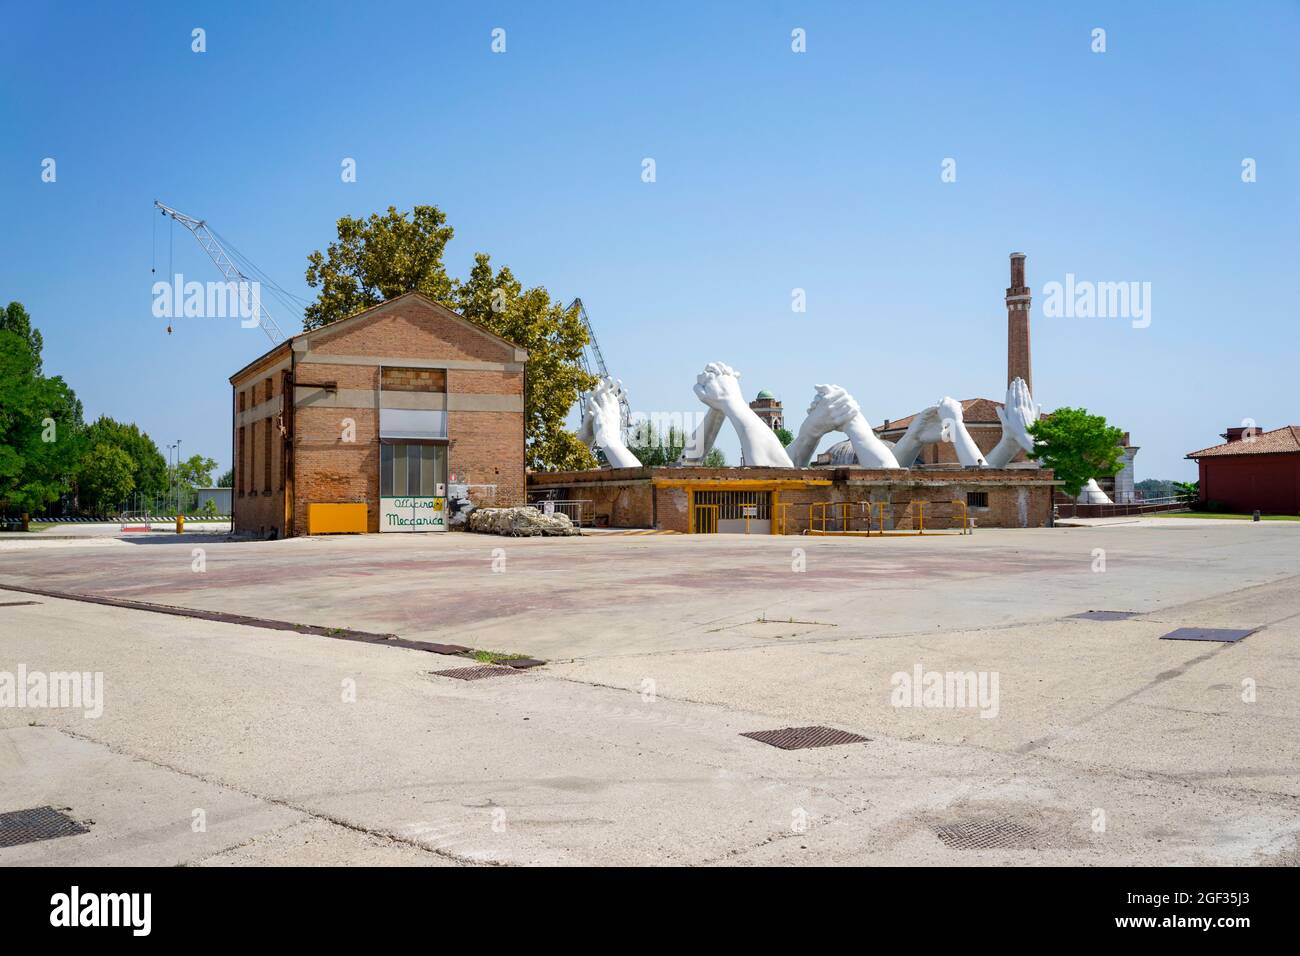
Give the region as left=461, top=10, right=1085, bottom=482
left=1186, top=425, right=1300, bottom=514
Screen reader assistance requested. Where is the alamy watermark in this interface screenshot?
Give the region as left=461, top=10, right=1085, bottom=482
left=1, top=665, right=103, bottom=718
left=151, top=273, right=261, bottom=327
left=890, top=664, right=999, bottom=718
left=1042, top=274, right=1151, bottom=329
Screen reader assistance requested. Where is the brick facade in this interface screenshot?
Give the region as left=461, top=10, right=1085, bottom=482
left=529, top=466, right=1060, bottom=531
left=230, top=293, right=527, bottom=538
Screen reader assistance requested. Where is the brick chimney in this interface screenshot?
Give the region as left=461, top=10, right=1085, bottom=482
left=1221, top=426, right=1256, bottom=443
left=1006, top=252, right=1032, bottom=392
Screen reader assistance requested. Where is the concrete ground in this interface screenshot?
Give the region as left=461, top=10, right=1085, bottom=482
left=1, top=518, right=1298, bottom=865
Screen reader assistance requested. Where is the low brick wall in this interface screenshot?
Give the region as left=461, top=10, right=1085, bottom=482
left=528, top=465, right=1060, bottom=530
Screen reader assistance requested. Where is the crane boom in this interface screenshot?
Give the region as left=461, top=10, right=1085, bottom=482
left=568, top=297, right=629, bottom=441
left=154, top=200, right=288, bottom=345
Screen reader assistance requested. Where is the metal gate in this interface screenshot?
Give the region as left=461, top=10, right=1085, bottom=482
left=692, top=490, right=771, bottom=534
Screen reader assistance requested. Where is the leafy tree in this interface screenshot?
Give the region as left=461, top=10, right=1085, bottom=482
left=82, top=417, right=167, bottom=501
left=217, top=468, right=234, bottom=488
left=1026, top=407, right=1125, bottom=498
left=702, top=448, right=727, bottom=467
left=775, top=426, right=794, bottom=447
left=0, top=301, right=84, bottom=514
left=1173, top=480, right=1199, bottom=501
left=627, top=423, right=688, bottom=467
left=454, top=254, right=596, bottom=470
left=170, top=454, right=217, bottom=511
left=1135, top=478, right=1178, bottom=499
left=78, top=442, right=136, bottom=514
left=303, top=205, right=454, bottom=332
left=303, top=205, right=597, bottom=470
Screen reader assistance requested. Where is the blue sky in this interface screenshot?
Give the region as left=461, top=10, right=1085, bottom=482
left=3, top=1, right=1297, bottom=479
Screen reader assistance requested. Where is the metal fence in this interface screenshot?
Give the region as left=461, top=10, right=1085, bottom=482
left=525, top=498, right=593, bottom=527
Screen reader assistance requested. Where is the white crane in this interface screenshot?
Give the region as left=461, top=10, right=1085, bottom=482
left=154, top=200, right=295, bottom=345
left=567, top=297, right=629, bottom=441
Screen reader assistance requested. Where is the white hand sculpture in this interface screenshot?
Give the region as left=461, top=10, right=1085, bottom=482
left=581, top=377, right=641, bottom=469
left=788, top=385, right=900, bottom=468
left=986, top=377, right=1040, bottom=467
left=892, top=397, right=987, bottom=467
left=693, top=362, right=793, bottom=467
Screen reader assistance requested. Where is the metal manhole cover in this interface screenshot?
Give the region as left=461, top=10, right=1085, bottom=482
left=740, top=726, right=869, bottom=750
left=1160, top=627, right=1256, bottom=642
left=430, top=665, right=524, bottom=681
left=0, top=806, right=90, bottom=848
left=1070, top=610, right=1138, bottom=621
left=932, top=818, right=1040, bottom=850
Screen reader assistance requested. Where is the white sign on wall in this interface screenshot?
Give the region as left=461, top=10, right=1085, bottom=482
left=380, top=496, right=447, bottom=532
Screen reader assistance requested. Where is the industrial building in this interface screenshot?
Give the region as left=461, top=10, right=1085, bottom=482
left=229, top=293, right=527, bottom=538
left=1187, top=425, right=1300, bottom=514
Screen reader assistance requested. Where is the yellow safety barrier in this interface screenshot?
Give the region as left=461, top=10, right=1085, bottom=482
left=308, top=503, right=368, bottom=534
left=773, top=501, right=792, bottom=535
left=806, top=501, right=875, bottom=536
left=692, top=503, right=719, bottom=534
left=803, top=499, right=972, bottom=537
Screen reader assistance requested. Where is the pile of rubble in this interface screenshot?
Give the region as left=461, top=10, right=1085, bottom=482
left=466, top=506, right=580, bottom=537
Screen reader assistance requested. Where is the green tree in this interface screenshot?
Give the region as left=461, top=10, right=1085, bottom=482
left=303, top=205, right=454, bottom=332
left=0, top=302, right=84, bottom=514
left=627, top=423, right=688, bottom=467
left=78, top=442, right=136, bottom=514
left=82, top=417, right=167, bottom=501
left=217, top=468, right=234, bottom=488
left=170, top=454, right=217, bottom=512
left=775, top=426, right=794, bottom=447
left=1026, top=407, right=1125, bottom=498
left=303, top=205, right=597, bottom=470
left=454, top=254, right=596, bottom=470
left=702, top=448, right=727, bottom=467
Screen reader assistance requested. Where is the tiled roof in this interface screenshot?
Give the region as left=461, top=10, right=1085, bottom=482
left=879, top=398, right=1005, bottom=433
left=1187, top=426, right=1300, bottom=459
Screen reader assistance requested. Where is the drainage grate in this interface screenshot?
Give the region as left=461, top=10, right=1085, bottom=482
left=932, top=818, right=1041, bottom=850
left=1070, top=610, right=1138, bottom=621
left=430, top=665, right=525, bottom=681
left=740, top=726, right=869, bottom=750
left=1160, top=627, right=1256, bottom=643
left=0, top=806, right=90, bottom=848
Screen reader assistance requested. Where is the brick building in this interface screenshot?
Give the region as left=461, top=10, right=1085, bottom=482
left=1187, top=425, right=1300, bottom=514
left=230, top=293, right=526, bottom=538
left=749, top=389, right=784, bottom=431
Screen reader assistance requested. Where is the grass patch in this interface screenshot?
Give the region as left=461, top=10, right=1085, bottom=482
left=1161, top=512, right=1300, bottom=521
left=469, top=649, right=530, bottom=664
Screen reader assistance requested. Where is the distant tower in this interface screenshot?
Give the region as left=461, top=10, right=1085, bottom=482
left=749, top=389, right=783, bottom=431
left=1007, top=252, right=1032, bottom=393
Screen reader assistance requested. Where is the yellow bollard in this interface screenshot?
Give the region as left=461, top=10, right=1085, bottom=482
left=176, top=514, right=184, bottom=534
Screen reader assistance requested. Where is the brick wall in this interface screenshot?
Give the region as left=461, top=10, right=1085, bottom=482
left=529, top=465, right=1059, bottom=530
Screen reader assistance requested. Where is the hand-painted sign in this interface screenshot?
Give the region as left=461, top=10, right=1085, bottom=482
left=380, top=496, right=446, bottom=532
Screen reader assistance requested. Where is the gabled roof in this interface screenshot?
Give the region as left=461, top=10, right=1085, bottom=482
left=230, top=292, right=525, bottom=383
left=1187, top=425, right=1300, bottom=459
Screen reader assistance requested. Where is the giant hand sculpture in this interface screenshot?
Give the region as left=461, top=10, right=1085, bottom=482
left=580, top=378, right=642, bottom=469
left=984, top=377, right=1039, bottom=468
left=678, top=407, right=726, bottom=465
left=890, top=397, right=988, bottom=467
left=788, top=385, right=901, bottom=468
left=693, top=362, right=794, bottom=467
